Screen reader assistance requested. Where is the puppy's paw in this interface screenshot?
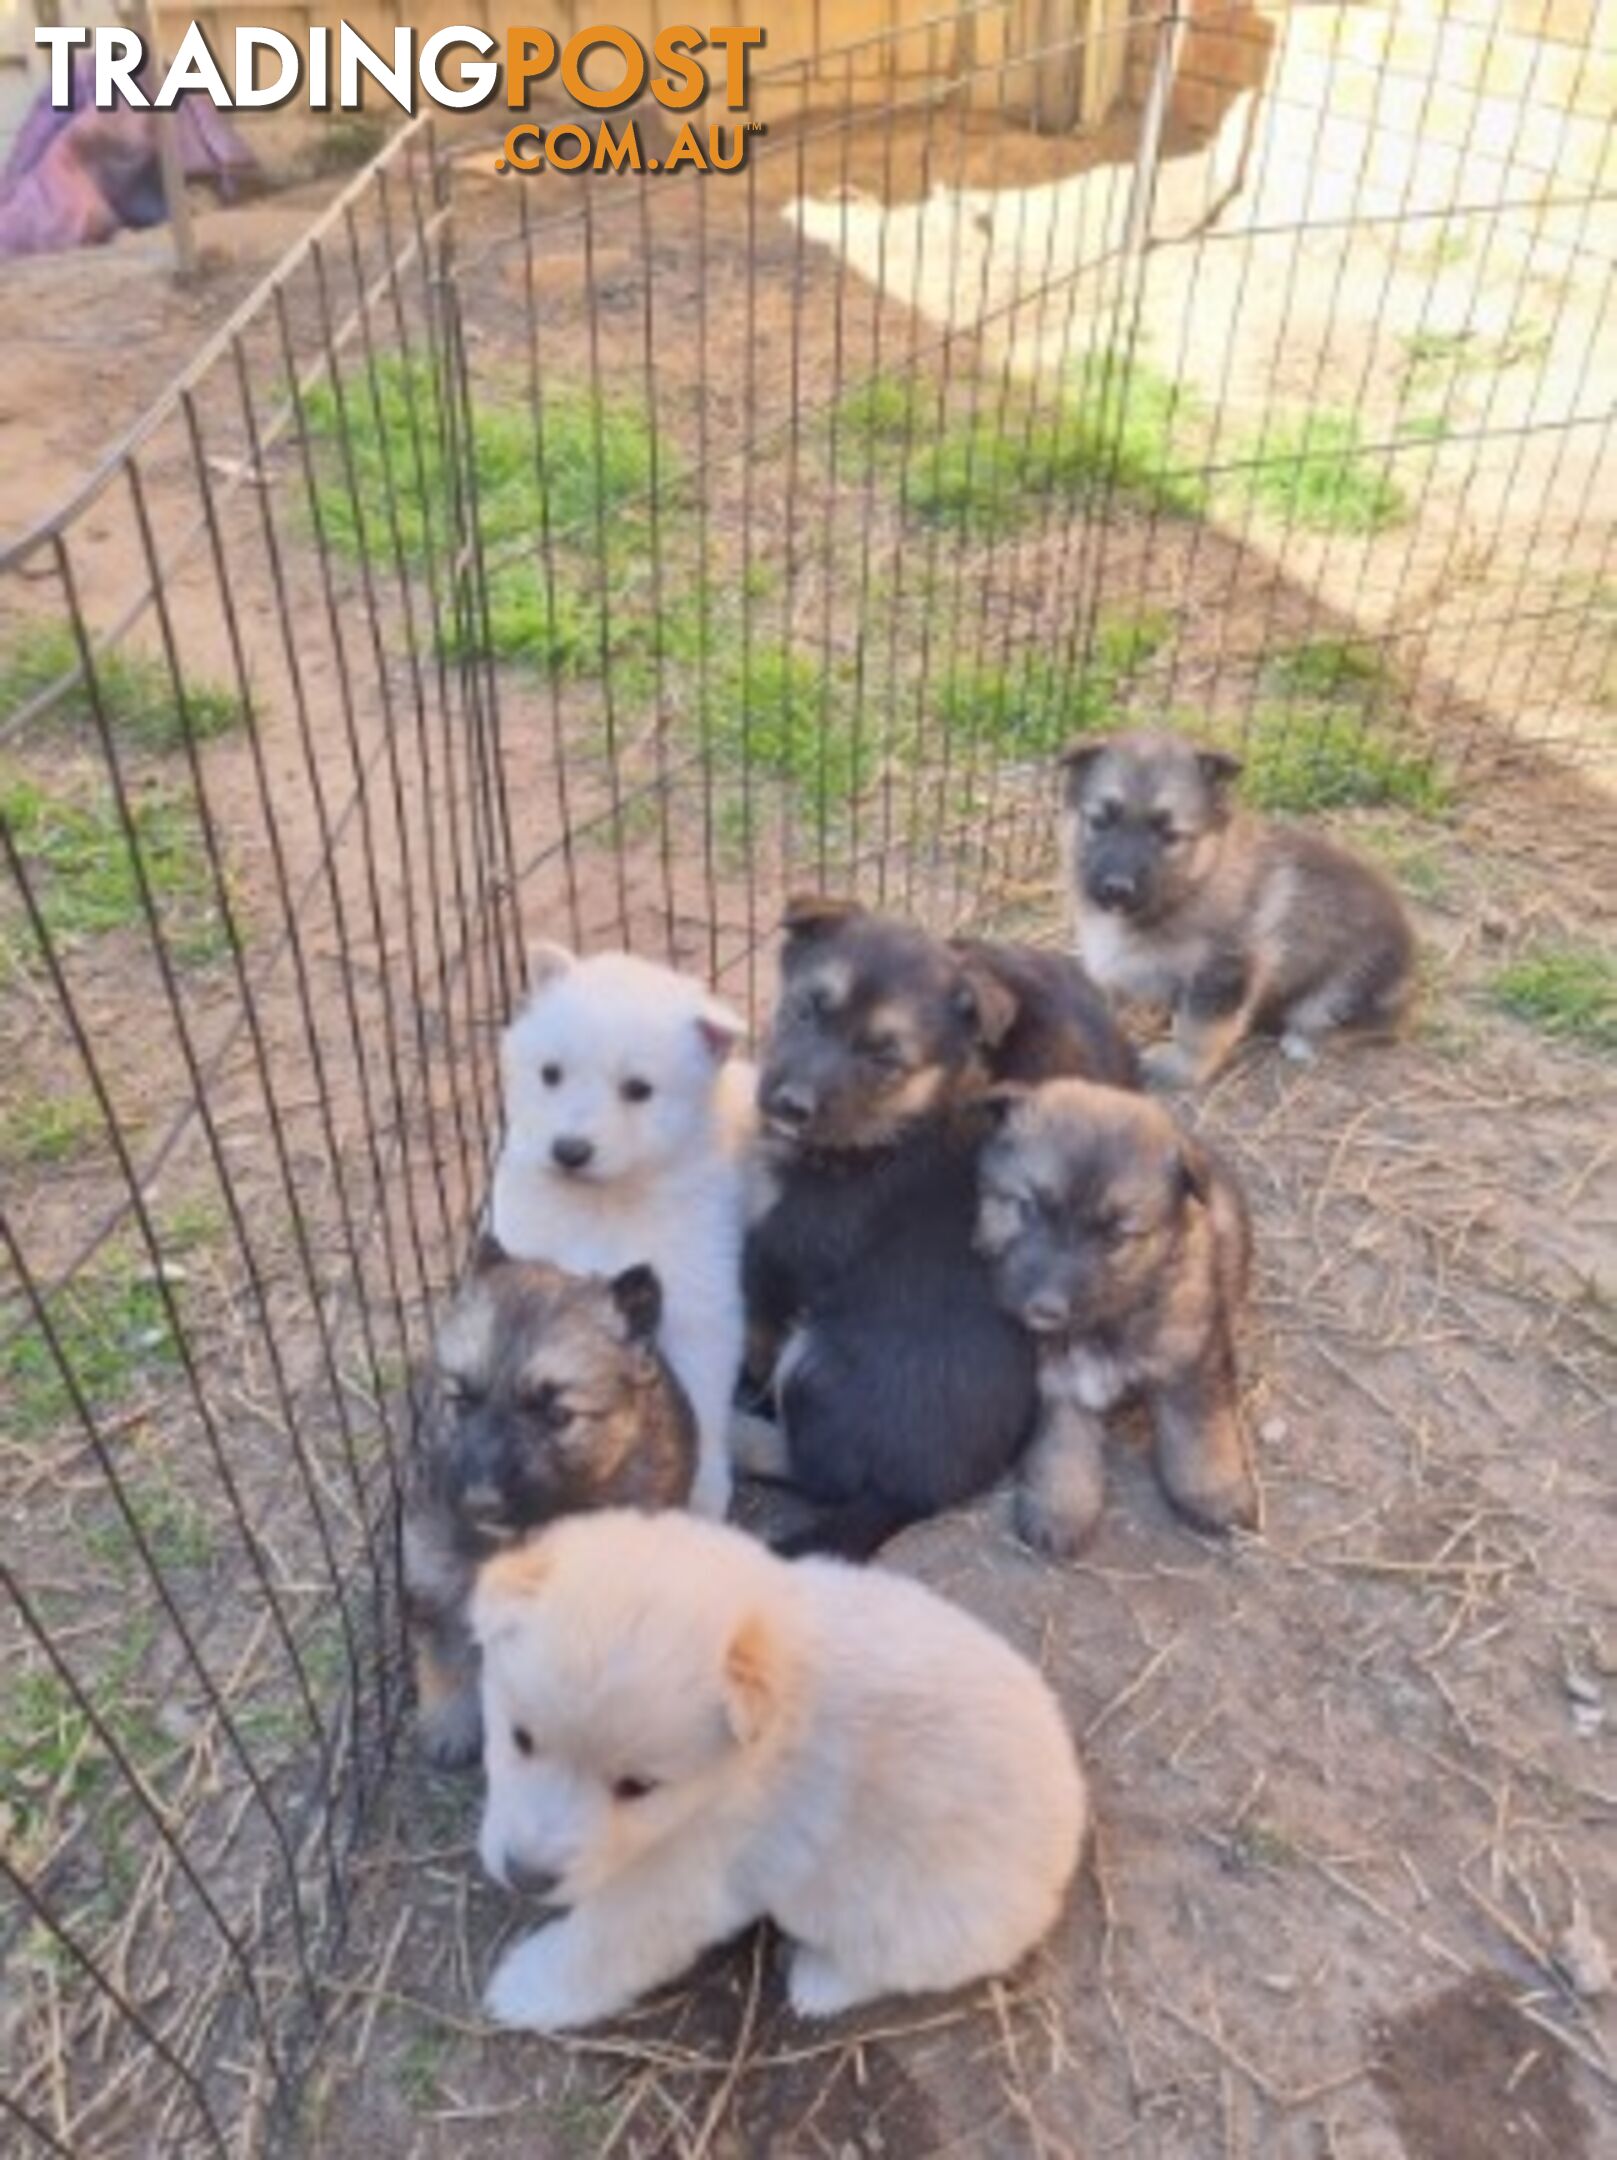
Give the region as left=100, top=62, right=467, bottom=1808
left=689, top=1453, right=735, bottom=1522
left=417, top=1688, right=483, bottom=1770
left=1279, top=1030, right=1319, bottom=1065
left=1161, top=1465, right=1260, bottom=1537
left=1014, top=1476, right=1103, bottom=1561
left=728, top=1409, right=792, bottom=1482
left=787, top=1946, right=868, bottom=2021
left=484, top=1929, right=591, bottom=2032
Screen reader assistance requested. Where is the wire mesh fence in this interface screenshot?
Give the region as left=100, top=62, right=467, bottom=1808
left=0, top=1, right=1611, bottom=2147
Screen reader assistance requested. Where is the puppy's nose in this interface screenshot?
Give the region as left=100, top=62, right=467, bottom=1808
left=762, top=1081, right=814, bottom=1129
left=1021, top=1293, right=1070, bottom=1334
left=551, top=1135, right=595, bottom=1171
left=506, top=1857, right=561, bottom=1900
left=1095, top=875, right=1138, bottom=911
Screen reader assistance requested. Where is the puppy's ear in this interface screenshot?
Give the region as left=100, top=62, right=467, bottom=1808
left=696, top=995, right=746, bottom=1064
left=526, top=941, right=576, bottom=992
left=722, top=1611, right=782, bottom=1745
left=609, top=1264, right=662, bottom=1344
left=1058, top=738, right=1109, bottom=805
left=471, top=1542, right=554, bottom=1649
left=1196, top=748, right=1242, bottom=796
left=469, top=1228, right=510, bottom=1276
left=954, top=956, right=1019, bottom=1050
left=1176, top=1138, right=1213, bottom=1207
left=781, top=893, right=862, bottom=943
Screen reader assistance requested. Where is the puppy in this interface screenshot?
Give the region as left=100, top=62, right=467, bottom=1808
left=1061, top=730, right=1416, bottom=1087
left=402, top=1240, right=696, bottom=1766
left=742, top=898, right=1131, bottom=1558
left=473, top=1509, right=1087, bottom=2030
left=976, top=1079, right=1256, bottom=1548
left=490, top=945, right=752, bottom=1520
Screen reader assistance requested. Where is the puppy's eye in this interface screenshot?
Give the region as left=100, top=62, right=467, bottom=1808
left=512, top=1725, right=534, bottom=1758
left=1150, top=814, right=1178, bottom=842
left=444, top=1377, right=483, bottom=1410
left=611, top=1774, right=657, bottom=1803
left=540, top=1063, right=562, bottom=1087
left=1087, top=802, right=1120, bottom=831
left=805, top=984, right=835, bottom=1018
left=620, top=1076, right=654, bottom=1104
left=534, top=1398, right=574, bottom=1433
left=859, top=1033, right=904, bottom=1067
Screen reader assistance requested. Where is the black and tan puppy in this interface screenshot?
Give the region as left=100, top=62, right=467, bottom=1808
left=1062, top=730, right=1415, bottom=1087
left=739, top=897, right=1134, bottom=1559
left=402, top=1238, right=696, bottom=1765
left=976, top=1078, right=1256, bottom=1550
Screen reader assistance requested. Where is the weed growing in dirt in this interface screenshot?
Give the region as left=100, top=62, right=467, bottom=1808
left=0, top=768, right=230, bottom=964
left=1401, top=319, right=1551, bottom=397
left=936, top=609, right=1172, bottom=756
left=1236, top=411, right=1406, bottom=535
left=395, top=2029, right=451, bottom=2113
left=1490, top=942, right=1617, bottom=1052
left=0, top=1260, right=180, bottom=1438
left=0, top=624, right=243, bottom=751
left=0, top=1089, right=100, bottom=1169
left=1235, top=708, right=1449, bottom=816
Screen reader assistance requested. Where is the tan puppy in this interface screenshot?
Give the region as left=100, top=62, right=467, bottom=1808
left=472, top=1510, right=1087, bottom=2030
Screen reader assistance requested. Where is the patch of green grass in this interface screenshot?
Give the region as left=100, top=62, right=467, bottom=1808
left=301, top=357, right=660, bottom=569
left=1, top=1260, right=181, bottom=1439
left=0, top=1089, right=100, bottom=1169
left=935, top=609, right=1173, bottom=757
left=705, top=649, right=869, bottom=802
left=395, top=2028, right=450, bottom=2113
left=312, top=113, right=389, bottom=174
left=87, top=1469, right=215, bottom=1579
left=834, top=372, right=930, bottom=444
left=903, top=355, right=1205, bottom=533
left=1490, top=942, right=1617, bottom=1052
left=0, top=767, right=229, bottom=964
left=1236, top=411, right=1407, bottom=536
left=1354, top=819, right=1451, bottom=905
left=0, top=624, right=243, bottom=751
left=0, top=1627, right=166, bottom=1874
left=1263, top=636, right=1393, bottom=708
left=1236, top=706, right=1449, bottom=816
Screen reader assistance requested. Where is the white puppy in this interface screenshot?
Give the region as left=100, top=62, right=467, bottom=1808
left=473, top=1510, right=1087, bottom=2031
left=490, top=947, right=752, bottom=1520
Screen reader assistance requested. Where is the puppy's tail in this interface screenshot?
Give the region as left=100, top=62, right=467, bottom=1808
left=771, top=1492, right=917, bottom=1564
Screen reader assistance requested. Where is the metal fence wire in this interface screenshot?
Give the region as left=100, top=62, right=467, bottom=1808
left=0, top=1, right=1612, bottom=2147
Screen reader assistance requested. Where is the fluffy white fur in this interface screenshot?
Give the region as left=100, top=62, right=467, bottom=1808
left=473, top=1510, right=1088, bottom=2031
left=490, top=947, right=753, bottom=1519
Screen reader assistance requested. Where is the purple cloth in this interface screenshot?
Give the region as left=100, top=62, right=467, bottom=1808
left=0, top=53, right=256, bottom=259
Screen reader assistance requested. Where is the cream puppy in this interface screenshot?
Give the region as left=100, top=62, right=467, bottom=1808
left=473, top=1510, right=1087, bottom=2031
left=490, top=947, right=753, bottom=1520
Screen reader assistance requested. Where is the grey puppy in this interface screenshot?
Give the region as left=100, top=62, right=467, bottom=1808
left=402, top=1236, right=696, bottom=1766
left=975, top=1078, right=1256, bottom=1551
left=1062, top=730, right=1416, bottom=1087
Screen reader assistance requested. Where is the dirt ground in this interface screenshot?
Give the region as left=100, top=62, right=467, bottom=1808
left=1, top=97, right=1614, bottom=2160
